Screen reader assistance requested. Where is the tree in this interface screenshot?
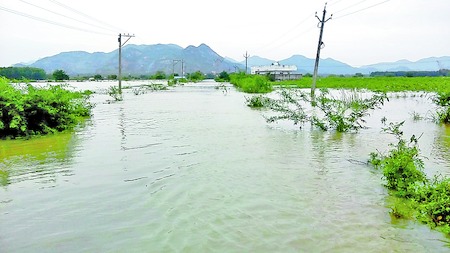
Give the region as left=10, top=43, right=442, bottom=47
left=107, top=74, right=117, bottom=80
left=93, top=74, right=102, bottom=80
left=217, top=71, right=230, bottom=81
left=0, top=67, right=46, bottom=80
left=53, top=69, right=69, bottom=81
left=151, top=71, right=166, bottom=80
left=187, top=71, right=204, bottom=82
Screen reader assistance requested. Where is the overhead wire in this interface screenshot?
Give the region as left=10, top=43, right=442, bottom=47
left=19, top=0, right=119, bottom=33
left=0, top=5, right=115, bottom=36
left=333, top=0, right=371, bottom=14
left=48, top=0, right=124, bottom=33
left=255, top=15, right=314, bottom=52
left=333, top=0, right=392, bottom=20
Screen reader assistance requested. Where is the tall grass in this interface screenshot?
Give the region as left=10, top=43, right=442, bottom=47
left=230, top=73, right=273, bottom=93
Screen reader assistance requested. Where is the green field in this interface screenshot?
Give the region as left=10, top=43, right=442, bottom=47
left=275, top=76, right=450, bottom=93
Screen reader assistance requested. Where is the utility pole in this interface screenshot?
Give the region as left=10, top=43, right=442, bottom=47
left=311, top=3, right=332, bottom=97
left=172, top=59, right=181, bottom=77
left=181, top=60, right=185, bottom=78
left=118, top=33, right=135, bottom=94
left=243, top=51, right=250, bottom=74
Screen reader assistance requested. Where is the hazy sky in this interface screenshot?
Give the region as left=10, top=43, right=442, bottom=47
left=0, top=0, right=449, bottom=68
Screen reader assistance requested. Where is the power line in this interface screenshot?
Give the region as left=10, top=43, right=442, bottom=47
left=19, top=0, right=118, bottom=33
left=0, top=5, right=115, bottom=36
left=48, top=0, right=123, bottom=33
left=333, top=0, right=372, bottom=14
left=328, top=0, right=347, bottom=6
left=334, top=0, right=392, bottom=20
left=256, top=15, right=313, bottom=52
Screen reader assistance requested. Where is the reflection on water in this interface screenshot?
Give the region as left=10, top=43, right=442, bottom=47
left=0, top=81, right=449, bottom=252
left=433, top=125, right=450, bottom=174
left=0, top=132, right=76, bottom=187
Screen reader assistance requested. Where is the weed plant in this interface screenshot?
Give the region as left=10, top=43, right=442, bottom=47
left=432, top=92, right=450, bottom=124
left=265, top=89, right=387, bottom=132
left=107, top=86, right=123, bottom=101
left=369, top=120, right=450, bottom=235
left=0, top=77, right=92, bottom=139
left=245, top=95, right=271, bottom=108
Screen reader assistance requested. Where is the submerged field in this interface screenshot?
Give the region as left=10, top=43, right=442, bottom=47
left=0, top=79, right=449, bottom=252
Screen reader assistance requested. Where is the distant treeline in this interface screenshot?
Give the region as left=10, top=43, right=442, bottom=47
left=370, top=69, right=449, bottom=77
left=0, top=67, right=47, bottom=80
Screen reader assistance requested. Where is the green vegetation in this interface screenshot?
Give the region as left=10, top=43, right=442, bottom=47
left=107, top=86, right=123, bottom=101
left=0, top=77, right=92, bottom=139
left=432, top=92, right=450, bottom=124
left=245, top=95, right=271, bottom=108
left=215, top=71, right=230, bottom=82
left=186, top=71, right=205, bottom=82
left=0, top=67, right=46, bottom=80
left=276, top=76, right=450, bottom=93
left=52, top=69, right=69, bottom=81
left=369, top=120, right=450, bottom=235
left=230, top=73, right=272, bottom=93
left=265, top=89, right=387, bottom=132
left=93, top=74, right=103, bottom=81
left=150, top=71, right=167, bottom=80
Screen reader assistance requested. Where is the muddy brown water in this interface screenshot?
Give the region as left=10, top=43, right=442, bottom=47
left=1, top=80, right=449, bottom=252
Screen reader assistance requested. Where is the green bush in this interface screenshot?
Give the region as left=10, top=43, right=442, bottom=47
left=265, top=89, right=387, bottom=132
left=245, top=95, right=271, bottom=108
left=369, top=120, right=450, bottom=235
left=0, top=77, right=92, bottom=138
left=370, top=121, right=427, bottom=197
left=432, top=92, right=450, bottom=124
left=230, top=73, right=272, bottom=93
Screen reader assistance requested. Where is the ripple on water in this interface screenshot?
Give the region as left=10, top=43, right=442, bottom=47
left=1, top=86, right=450, bottom=252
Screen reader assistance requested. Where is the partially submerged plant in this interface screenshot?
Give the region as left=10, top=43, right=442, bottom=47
left=245, top=95, right=271, bottom=108
left=432, top=92, right=450, bottom=124
left=369, top=120, right=427, bottom=197
left=369, top=119, right=450, bottom=235
left=265, top=89, right=387, bottom=132
left=108, top=85, right=123, bottom=101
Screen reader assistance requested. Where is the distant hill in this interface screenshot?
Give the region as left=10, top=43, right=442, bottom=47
left=361, top=56, right=450, bottom=72
left=15, top=43, right=449, bottom=76
left=22, top=43, right=245, bottom=76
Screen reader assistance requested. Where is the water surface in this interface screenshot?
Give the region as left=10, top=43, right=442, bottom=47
left=1, top=81, right=449, bottom=252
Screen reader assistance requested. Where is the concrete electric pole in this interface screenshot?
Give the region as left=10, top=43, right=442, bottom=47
left=311, top=3, right=332, bottom=97
left=118, top=33, right=135, bottom=94
left=244, top=51, right=250, bottom=74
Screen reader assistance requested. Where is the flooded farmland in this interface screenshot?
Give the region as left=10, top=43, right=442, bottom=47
left=1, top=80, right=449, bottom=252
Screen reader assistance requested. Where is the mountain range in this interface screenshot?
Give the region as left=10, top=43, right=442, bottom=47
left=16, top=43, right=450, bottom=76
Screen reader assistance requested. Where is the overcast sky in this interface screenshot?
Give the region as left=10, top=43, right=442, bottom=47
left=0, top=0, right=449, bottom=68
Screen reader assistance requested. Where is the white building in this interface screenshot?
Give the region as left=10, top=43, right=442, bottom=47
left=251, top=62, right=301, bottom=81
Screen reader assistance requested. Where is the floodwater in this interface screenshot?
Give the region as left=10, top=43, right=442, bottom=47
left=1, top=80, right=449, bottom=252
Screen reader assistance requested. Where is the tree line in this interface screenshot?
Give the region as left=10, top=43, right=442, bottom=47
left=370, top=70, right=449, bottom=77
left=0, top=67, right=47, bottom=80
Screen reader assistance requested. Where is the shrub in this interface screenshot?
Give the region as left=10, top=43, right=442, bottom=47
left=0, top=77, right=92, bottom=138
left=230, top=73, right=272, bottom=93
left=266, top=89, right=387, bottom=132
left=245, top=95, right=271, bottom=108
left=432, top=92, right=450, bottom=124
left=369, top=120, right=450, bottom=235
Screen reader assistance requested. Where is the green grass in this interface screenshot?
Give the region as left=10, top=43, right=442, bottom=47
left=275, top=76, right=450, bottom=93
left=230, top=73, right=273, bottom=93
